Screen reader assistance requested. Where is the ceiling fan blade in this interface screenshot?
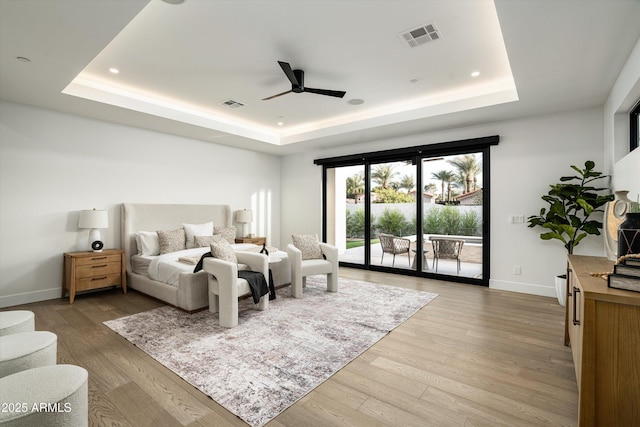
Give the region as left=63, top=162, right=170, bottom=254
left=262, top=89, right=293, bottom=101
left=278, top=61, right=300, bottom=87
left=304, top=87, right=347, bottom=98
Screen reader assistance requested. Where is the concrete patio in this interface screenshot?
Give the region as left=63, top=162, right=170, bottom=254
left=339, top=242, right=483, bottom=278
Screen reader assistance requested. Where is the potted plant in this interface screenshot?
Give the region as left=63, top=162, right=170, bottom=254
left=527, top=161, right=614, bottom=305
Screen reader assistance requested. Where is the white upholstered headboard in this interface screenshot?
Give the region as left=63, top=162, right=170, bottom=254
left=120, top=203, right=232, bottom=273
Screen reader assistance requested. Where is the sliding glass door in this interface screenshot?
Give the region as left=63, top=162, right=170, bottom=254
left=330, top=164, right=366, bottom=265
left=369, top=160, right=416, bottom=270
left=319, top=137, right=495, bottom=286
left=420, top=153, right=483, bottom=279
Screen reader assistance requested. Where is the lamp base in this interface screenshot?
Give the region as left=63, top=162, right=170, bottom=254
left=89, top=229, right=103, bottom=252
left=91, top=241, right=104, bottom=252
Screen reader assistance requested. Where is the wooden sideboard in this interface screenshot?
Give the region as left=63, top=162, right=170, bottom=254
left=566, top=255, right=640, bottom=426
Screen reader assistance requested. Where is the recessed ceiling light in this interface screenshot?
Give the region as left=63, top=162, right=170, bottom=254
left=348, top=99, right=364, bottom=105
left=161, top=0, right=184, bottom=4
left=471, top=71, right=480, bottom=77
left=109, top=68, right=120, bottom=74
left=16, top=56, right=31, bottom=63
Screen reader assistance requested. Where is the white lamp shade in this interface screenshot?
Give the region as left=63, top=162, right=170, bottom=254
left=78, top=209, right=108, bottom=229
left=236, top=209, right=253, bottom=224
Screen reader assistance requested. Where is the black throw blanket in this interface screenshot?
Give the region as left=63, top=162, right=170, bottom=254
left=194, top=253, right=276, bottom=303
left=237, top=270, right=268, bottom=304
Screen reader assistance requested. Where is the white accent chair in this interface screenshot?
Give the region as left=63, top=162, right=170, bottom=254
left=0, top=310, right=35, bottom=336
left=203, top=252, right=269, bottom=328
left=0, top=364, right=88, bottom=427
left=0, top=331, right=57, bottom=378
left=287, top=242, right=339, bottom=298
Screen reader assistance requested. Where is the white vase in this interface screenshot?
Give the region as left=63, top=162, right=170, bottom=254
left=604, top=190, right=632, bottom=261
left=555, top=275, right=567, bottom=307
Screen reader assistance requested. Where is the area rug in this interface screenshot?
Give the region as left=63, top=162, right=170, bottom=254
left=104, top=276, right=437, bottom=427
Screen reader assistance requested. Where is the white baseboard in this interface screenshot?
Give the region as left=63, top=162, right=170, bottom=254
left=489, top=279, right=557, bottom=298
left=0, top=288, right=61, bottom=309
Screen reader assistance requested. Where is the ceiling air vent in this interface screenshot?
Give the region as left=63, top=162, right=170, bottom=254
left=400, top=22, right=441, bottom=48
left=221, top=99, right=245, bottom=109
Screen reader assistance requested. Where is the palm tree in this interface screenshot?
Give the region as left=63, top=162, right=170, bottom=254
left=346, top=172, right=365, bottom=202
left=398, top=174, right=415, bottom=193
left=431, top=170, right=455, bottom=202
left=448, top=154, right=481, bottom=194
left=371, top=164, right=398, bottom=189
left=424, top=183, right=437, bottom=194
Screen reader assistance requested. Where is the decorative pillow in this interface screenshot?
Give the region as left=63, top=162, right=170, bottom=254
left=135, top=231, right=160, bottom=256
left=182, top=221, right=213, bottom=249
left=194, top=234, right=223, bottom=248
left=210, top=240, right=237, bottom=264
left=157, top=228, right=185, bottom=254
left=292, top=234, right=323, bottom=260
left=214, top=226, right=236, bottom=244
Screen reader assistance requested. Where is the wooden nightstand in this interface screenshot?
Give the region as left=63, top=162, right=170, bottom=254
left=62, top=249, right=126, bottom=304
left=235, top=236, right=266, bottom=245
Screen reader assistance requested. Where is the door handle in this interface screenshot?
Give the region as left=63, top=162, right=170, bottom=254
left=572, top=286, right=581, bottom=326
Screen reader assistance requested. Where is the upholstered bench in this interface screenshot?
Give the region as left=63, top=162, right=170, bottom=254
left=0, top=364, right=88, bottom=427
left=0, top=331, right=57, bottom=378
left=0, top=310, right=35, bottom=336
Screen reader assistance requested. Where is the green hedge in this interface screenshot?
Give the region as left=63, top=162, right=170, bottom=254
left=347, top=205, right=481, bottom=238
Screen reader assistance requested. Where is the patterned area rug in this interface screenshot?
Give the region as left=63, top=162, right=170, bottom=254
left=104, top=276, right=437, bottom=427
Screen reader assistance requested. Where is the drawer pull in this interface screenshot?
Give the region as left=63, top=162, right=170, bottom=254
left=91, top=257, right=108, bottom=261
left=91, top=276, right=108, bottom=281
left=91, top=265, right=108, bottom=268
left=573, top=286, right=581, bottom=326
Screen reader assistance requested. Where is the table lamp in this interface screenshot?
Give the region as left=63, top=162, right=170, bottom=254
left=236, top=209, right=253, bottom=238
left=78, top=209, right=109, bottom=252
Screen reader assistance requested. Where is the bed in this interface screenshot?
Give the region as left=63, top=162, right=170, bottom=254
left=121, top=203, right=290, bottom=312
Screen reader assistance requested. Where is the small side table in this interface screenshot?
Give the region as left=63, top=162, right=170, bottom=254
left=62, top=249, right=126, bottom=304
left=411, top=249, right=430, bottom=271
left=235, top=236, right=266, bottom=246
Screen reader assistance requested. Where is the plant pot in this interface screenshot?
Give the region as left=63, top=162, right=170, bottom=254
left=555, top=274, right=567, bottom=307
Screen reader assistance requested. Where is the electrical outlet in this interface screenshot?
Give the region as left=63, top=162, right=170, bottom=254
left=513, top=215, right=525, bottom=223
left=513, top=265, right=522, bottom=275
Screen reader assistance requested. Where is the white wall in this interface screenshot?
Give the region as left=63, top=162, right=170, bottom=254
left=604, top=37, right=640, bottom=197
left=281, top=107, right=606, bottom=297
left=0, top=101, right=281, bottom=307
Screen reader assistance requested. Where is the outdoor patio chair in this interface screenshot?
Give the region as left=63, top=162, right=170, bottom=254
left=431, top=238, right=464, bottom=274
left=378, top=234, right=411, bottom=267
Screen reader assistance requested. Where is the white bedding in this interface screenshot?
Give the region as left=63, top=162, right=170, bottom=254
left=147, top=244, right=261, bottom=287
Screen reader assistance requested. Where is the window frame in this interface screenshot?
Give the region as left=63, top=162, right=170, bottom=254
left=631, top=98, right=640, bottom=152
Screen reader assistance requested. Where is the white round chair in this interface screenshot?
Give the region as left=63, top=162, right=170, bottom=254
left=0, top=331, right=57, bottom=378
left=0, top=310, right=35, bottom=336
left=0, top=364, right=88, bottom=427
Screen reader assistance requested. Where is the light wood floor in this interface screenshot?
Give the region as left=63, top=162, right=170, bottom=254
left=9, top=268, right=578, bottom=426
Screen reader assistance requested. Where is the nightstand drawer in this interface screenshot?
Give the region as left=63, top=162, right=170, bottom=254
left=76, top=262, right=121, bottom=278
left=75, top=274, right=121, bottom=291
left=75, top=254, right=121, bottom=266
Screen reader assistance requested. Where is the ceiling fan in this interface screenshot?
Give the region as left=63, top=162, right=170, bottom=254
left=262, top=61, right=346, bottom=100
